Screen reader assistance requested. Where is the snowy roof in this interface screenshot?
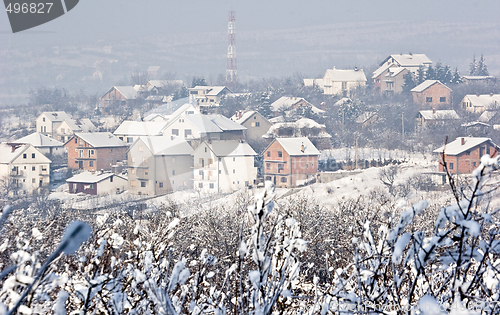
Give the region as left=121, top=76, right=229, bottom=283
left=206, top=115, right=247, bottom=131
left=67, top=171, right=126, bottom=184
left=205, top=140, right=257, bottom=157
left=231, top=110, right=257, bottom=124
left=40, top=111, right=71, bottom=122
left=273, top=137, right=320, bottom=156
left=101, top=86, right=138, bottom=99
left=411, top=80, right=451, bottom=93
left=418, top=110, right=460, bottom=120
left=63, top=118, right=96, bottom=132
left=325, top=68, right=367, bottom=82
left=386, top=67, right=407, bottom=77
left=269, top=116, right=285, bottom=124
left=147, top=80, right=184, bottom=88
left=303, top=78, right=324, bottom=87
left=270, top=97, right=325, bottom=114
left=463, top=94, right=500, bottom=109
left=265, top=119, right=331, bottom=139
left=334, top=98, right=352, bottom=106
left=433, top=137, right=498, bottom=155
left=114, top=121, right=168, bottom=136
left=381, top=54, right=432, bottom=67
left=180, top=114, right=246, bottom=133
left=478, top=111, right=498, bottom=123
left=462, top=121, right=491, bottom=128
left=169, top=103, right=200, bottom=119
left=0, top=143, right=29, bottom=164
left=189, top=86, right=232, bottom=96
left=13, top=132, right=64, bottom=147
left=462, top=76, right=495, bottom=80
left=74, top=132, right=127, bottom=148
left=143, top=113, right=170, bottom=122
left=137, top=136, right=193, bottom=155
left=372, top=63, right=392, bottom=79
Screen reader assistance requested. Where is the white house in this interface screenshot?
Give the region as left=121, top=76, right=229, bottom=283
left=12, top=132, right=65, bottom=156
left=323, top=67, right=367, bottom=96
left=269, top=97, right=325, bottom=117
left=127, top=136, right=194, bottom=195
left=36, top=111, right=72, bottom=138
left=193, top=140, right=257, bottom=193
left=461, top=94, right=500, bottom=113
left=0, top=143, right=51, bottom=196
left=188, top=86, right=232, bottom=106
left=55, top=118, right=97, bottom=142
left=113, top=121, right=169, bottom=144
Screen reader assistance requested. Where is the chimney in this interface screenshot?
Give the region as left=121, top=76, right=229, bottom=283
left=239, top=111, right=242, bottom=119
left=491, top=93, right=494, bottom=97
left=321, top=102, right=326, bottom=111
left=432, top=108, right=435, bottom=114
left=301, top=142, right=305, bottom=153
left=461, top=137, right=465, bottom=145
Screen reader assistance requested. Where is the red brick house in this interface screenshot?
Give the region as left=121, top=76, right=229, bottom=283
left=411, top=80, right=452, bottom=109
left=263, top=137, right=320, bottom=188
left=433, top=137, right=499, bottom=175
left=65, top=132, right=128, bottom=171
left=100, top=86, right=139, bottom=114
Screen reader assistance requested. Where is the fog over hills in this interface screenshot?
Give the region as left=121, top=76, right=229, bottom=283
left=1, top=1, right=500, bottom=105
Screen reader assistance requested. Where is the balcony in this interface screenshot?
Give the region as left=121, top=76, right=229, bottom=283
left=10, top=170, right=23, bottom=176
left=39, top=170, right=50, bottom=176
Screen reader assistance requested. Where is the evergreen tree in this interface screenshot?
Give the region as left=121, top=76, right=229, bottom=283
left=425, top=65, right=435, bottom=80
left=258, top=92, right=273, bottom=118
left=416, top=66, right=426, bottom=84
left=468, top=54, right=477, bottom=75
left=191, top=76, right=207, bottom=88
left=477, top=54, right=489, bottom=76
left=442, top=65, right=452, bottom=84
left=435, top=62, right=444, bottom=82
left=451, top=67, right=462, bottom=84
left=402, top=71, right=416, bottom=93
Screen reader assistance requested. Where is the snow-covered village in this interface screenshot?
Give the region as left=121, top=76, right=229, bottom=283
left=2, top=1, right=500, bottom=314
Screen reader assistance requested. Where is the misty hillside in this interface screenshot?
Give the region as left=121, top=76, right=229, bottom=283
left=1, top=20, right=499, bottom=105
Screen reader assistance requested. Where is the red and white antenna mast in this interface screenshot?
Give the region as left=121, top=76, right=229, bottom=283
left=226, top=10, right=237, bottom=84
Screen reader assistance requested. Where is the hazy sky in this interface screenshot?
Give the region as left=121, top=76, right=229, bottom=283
left=1, top=0, right=499, bottom=49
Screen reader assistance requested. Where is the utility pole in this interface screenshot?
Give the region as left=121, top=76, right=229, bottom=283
left=226, top=10, right=237, bottom=85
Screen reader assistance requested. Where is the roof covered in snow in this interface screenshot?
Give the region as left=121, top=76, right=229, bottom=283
left=101, top=86, right=139, bottom=99
left=67, top=171, right=126, bottom=184
left=433, top=137, right=498, bottom=155
left=381, top=54, right=432, bottom=67
left=73, top=132, right=127, bottom=148
left=264, top=118, right=331, bottom=139
left=411, top=80, right=451, bottom=93
left=231, top=110, right=258, bottom=124
left=63, top=118, right=96, bottom=132
left=325, top=68, right=367, bottom=82
left=463, top=94, right=500, bottom=109
left=114, top=121, right=168, bottom=136
left=273, top=137, right=320, bottom=156
left=204, top=140, right=257, bottom=157
left=418, top=110, right=460, bottom=120
left=40, top=111, right=72, bottom=122
left=13, top=132, right=64, bottom=147
left=0, top=144, right=51, bottom=164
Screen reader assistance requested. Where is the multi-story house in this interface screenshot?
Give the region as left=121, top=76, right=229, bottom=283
left=373, top=53, right=432, bottom=94
left=411, top=80, right=451, bottom=109
left=193, top=140, right=257, bottom=193
left=67, top=171, right=128, bottom=195
left=322, top=67, right=367, bottom=96
left=0, top=143, right=51, bottom=196
left=55, top=118, right=97, bottom=142
left=270, top=97, right=324, bottom=118
left=36, top=111, right=72, bottom=138
left=100, top=86, right=140, bottom=114
left=127, top=136, right=193, bottom=195
left=433, top=137, right=499, bottom=175
left=461, top=94, right=500, bottom=113
left=263, top=137, right=320, bottom=188
left=65, top=132, right=128, bottom=171
left=188, top=86, right=231, bottom=107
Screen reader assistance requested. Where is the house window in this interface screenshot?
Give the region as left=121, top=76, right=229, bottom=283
left=487, top=147, right=491, bottom=154
left=266, top=163, right=270, bottom=170
left=265, top=176, right=272, bottom=181
left=449, top=163, right=454, bottom=170
left=251, top=122, right=256, bottom=127
left=255, top=122, right=260, bottom=127
left=141, top=181, right=146, bottom=187
left=172, top=129, right=179, bottom=136
left=31, top=166, right=35, bottom=171
left=32, top=153, right=35, bottom=158
left=342, top=82, right=347, bottom=90
left=209, top=183, right=214, bottom=189
left=185, top=129, right=192, bottom=137
left=440, top=97, right=446, bottom=102
left=172, top=170, right=175, bottom=175
left=278, top=163, right=284, bottom=173
left=159, top=182, right=163, bottom=188
left=208, top=158, right=213, bottom=165
left=127, top=137, right=133, bottom=143
left=23, top=154, right=26, bottom=159
left=281, top=177, right=287, bottom=183
left=267, top=151, right=270, bottom=157
left=306, top=163, right=309, bottom=169
left=89, top=161, right=94, bottom=167
left=233, top=157, right=235, bottom=162
left=43, top=117, right=45, bottom=122
left=131, top=180, right=136, bottom=187
left=74, top=138, right=77, bottom=144
left=198, top=183, right=203, bottom=188
left=233, top=169, right=235, bottom=173
left=131, top=169, right=135, bottom=174
left=32, top=178, right=35, bottom=183
left=426, top=97, right=433, bottom=102
left=138, top=146, right=143, bottom=152
left=205, top=147, right=207, bottom=152
left=110, top=176, right=113, bottom=182
left=473, top=162, right=477, bottom=167
left=278, top=151, right=283, bottom=158
left=172, top=158, right=175, bottom=163
left=79, top=150, right=83, bottom=158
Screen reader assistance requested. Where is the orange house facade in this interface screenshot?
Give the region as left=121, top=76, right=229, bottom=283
left=434, top=137, right=499, bottom=175
left=263, top=137, right=320, bottom=188
left=65, top=132, right=128, bottom=172
left=411, top=80, right=452, bottom=109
